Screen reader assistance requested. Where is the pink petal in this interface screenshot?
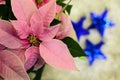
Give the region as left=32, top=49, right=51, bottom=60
left=0, top=44, right=5, bottom=50
left=0, top=20, right=22, bottom=49
left=30, top=20, right=44, bottom=36
left=56, top=13, right=72, bottom=39
left=56, top=5, right=62, bottom=13
left=11, top=0, right=37, bottom=23
left=0, top=50, right=30, bottom=80
left=0, top=20, right=17, bottom=36
left=34, top=56, right=45, bottom=70
left=33, top=0, right=50, bottom=8
left=25, top=46, right=39, bottom=71
left=30, top=0, right=56, bottom=28
left=0, top=28, right=22, bottom=49
left=21, top=39, right=30, bottom=49
left=40, top=39, right=77, bottom=70
left=10, top=49, right=26, bottom=64
left=38, top=26, right=59, bottom=41
left=0, top=0, right=5, bottom=4
left=11, top=20, right=30, bottom=39
left=43, top=0, right=49, bottom=3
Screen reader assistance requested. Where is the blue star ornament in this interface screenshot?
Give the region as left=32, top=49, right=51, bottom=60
left=84, top=40, right=107, bottom=65
left=89, top=9, right=115, bottom=36
left=72, top=16, right=89, bottom=41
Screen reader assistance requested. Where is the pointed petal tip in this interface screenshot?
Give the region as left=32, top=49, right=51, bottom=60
left=69, top=64, right=78, bottom=71
left=11, top=0, right=37, bottom=23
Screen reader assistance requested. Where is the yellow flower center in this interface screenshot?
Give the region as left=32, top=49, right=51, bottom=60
left=28, top=35, right=38, bottom=45
left=36, top=0, right=44, bottom=4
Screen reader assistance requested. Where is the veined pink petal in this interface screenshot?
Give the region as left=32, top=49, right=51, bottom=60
left=10, top=49, right=26, bottom=64
left=0, top=50, right=30, bottom=80
left=0, top=28, right=22, bottom=49
left=25, top=46, right=39, bottom=70
left=30, top=0, right=56, bottom=28
left=30, top=20, right=44, bottom=36
left=21, top=39, right=30, bottom=49
left=40, top=39, right=77, bottom=70
left=38, top=26, right=59, bottom=41
left=11, top=0, right=37, bottom=23
left=0, top=20, right=17, bottom=36
left=56, top=13, right=72, bottom=39
left=0, top=44, right=5, bottom=50
left=34, top=56, right=45, bottom=70
left=0, top=20, right=22, bottom=49
left=11, top=20, right=30, bottom=39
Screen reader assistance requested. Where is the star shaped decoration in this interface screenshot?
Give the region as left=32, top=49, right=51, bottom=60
left=89, top=9, right=115, bottom=36
left=72, top=16, right=89, bottom=41
left=84, top=40, right=107, bottom=65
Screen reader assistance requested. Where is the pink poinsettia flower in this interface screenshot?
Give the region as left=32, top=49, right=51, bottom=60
left=10, top=0, right=77, bottom=70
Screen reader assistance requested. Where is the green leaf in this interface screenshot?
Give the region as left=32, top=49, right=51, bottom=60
left=65, top=4, right=72, bottom=15
left=50, top=19, right=61, bottom=26
left=62, top=37, right=86, bottom=57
